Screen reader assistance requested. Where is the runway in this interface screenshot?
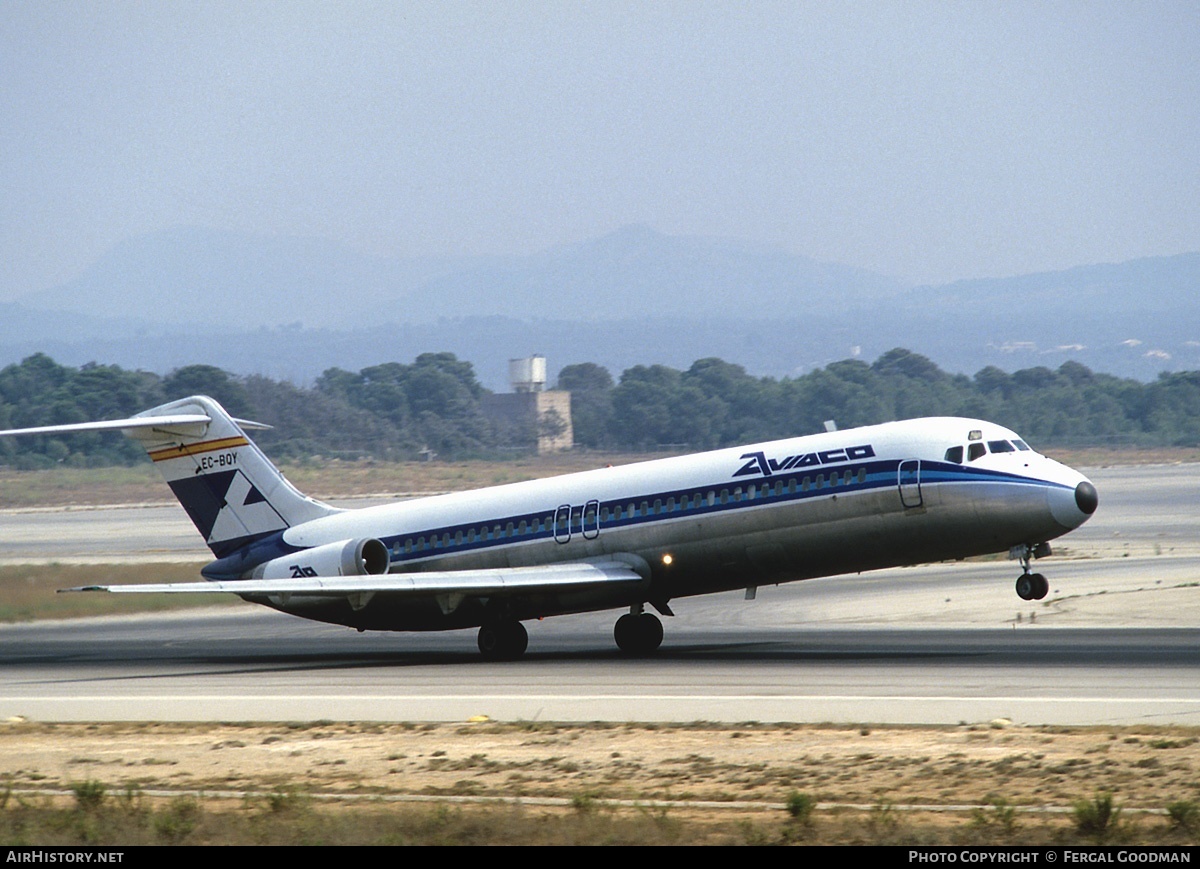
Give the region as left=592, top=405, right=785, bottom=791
left=1, top=463, right=1198, bottom=724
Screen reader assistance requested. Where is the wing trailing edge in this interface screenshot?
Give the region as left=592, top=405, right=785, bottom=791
left=61, top=560, right=646, bottom=598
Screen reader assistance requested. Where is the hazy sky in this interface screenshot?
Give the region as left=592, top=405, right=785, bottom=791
left=2, top=1, right=1198, bottom=300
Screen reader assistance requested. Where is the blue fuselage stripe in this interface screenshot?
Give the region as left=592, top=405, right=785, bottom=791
left=375, top=459, right=1066, bottom=567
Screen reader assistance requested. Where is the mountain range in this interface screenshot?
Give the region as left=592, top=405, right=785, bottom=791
left=5, top=226, right=1197, bottom=390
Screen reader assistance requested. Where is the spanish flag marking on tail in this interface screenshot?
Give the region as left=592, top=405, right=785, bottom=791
left=147, top=436, right=249, bottom=462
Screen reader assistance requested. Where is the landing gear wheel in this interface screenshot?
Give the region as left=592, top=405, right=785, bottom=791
left=1014, top=543, right=1052, bottom=602
left=477, top=620, right=528, bottom=660
left=614, top=613, right=638, bottom=652
left=1016, top=571, right=1050, bottom=601
left=614, top=612, right=663, bottom=656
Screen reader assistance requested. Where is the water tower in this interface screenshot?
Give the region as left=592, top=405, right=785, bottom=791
left=480, top=355, right=573, bottom=453
left=509, top=355, right=547, bottom=393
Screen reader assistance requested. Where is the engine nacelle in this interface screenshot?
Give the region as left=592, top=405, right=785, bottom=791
left=247, top=538, right=391, bottom=580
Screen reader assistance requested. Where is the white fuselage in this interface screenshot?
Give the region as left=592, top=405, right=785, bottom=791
left=261, top=417, right=1094, bottom=631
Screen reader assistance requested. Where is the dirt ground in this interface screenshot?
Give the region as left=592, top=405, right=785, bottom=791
left=3, top=718, right=1197, bottom=817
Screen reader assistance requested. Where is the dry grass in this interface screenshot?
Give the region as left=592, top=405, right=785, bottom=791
left=0, top=563, right=235, bottom=621
left=0, top=451, right=674, bottom=509
left=1045, top=445, right=1200, bottom=468
left=5, top=795, right=1185, bottom=846
left=1, top=721, right=1198, bottom=845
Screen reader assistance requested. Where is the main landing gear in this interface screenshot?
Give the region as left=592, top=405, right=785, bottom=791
left=1013, top=543, right=1051, bottom=601
left=614, top=607, right=664, bottom=656
left=477, top=619, right=528, bottom=660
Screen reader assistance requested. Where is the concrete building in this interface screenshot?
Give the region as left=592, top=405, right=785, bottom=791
left=480, top=355, right=574, bottom=454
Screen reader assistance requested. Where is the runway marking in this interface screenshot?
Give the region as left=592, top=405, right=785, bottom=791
left=6, top=692, right=1199, bottom=724
left=5, top=694, right=1200, bottom=704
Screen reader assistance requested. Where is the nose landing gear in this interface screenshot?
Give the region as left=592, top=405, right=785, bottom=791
left=1015, top=571, right=1049, bottom=601
left=1012, top=543, right=1051, bottom=601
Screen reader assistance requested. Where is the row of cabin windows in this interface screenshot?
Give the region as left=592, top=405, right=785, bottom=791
left=944, top=438, right=1033, bottom=464
left=392, top=466, right=870, bottom=556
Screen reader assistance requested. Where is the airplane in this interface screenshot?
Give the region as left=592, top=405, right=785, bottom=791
left=0, top=395, right=1098, bottom=659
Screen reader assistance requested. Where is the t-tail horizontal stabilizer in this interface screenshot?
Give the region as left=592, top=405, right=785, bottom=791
left=0, top=396, right=339, bottom=557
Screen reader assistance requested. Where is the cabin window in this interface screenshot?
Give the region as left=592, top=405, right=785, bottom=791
left=843, top=470, right=852, bottom=485
left=801, top=476, right=810, bottom=491
left=857, top=468, right=866, bottom=484
left=968, top=442, right=986, bottom=461
left=653, top=498, right=662, bottom=514
left=454, top=531, right=463, bottom=545
left=945, top=446, right=964, bottom=463
left=707, top=491, right=716, bottom=506
left=441, top=533, right=450, bottom=547
left=505, top=523, right=514, bottom=537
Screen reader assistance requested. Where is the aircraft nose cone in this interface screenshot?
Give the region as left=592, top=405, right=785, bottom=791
left=1048, top=475, right=1098, bottom=530
left=1075, top=481, right=1099, bottom=516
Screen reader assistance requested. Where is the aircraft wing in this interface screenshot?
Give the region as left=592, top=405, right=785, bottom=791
left=62, top=560, right=646, bottom=597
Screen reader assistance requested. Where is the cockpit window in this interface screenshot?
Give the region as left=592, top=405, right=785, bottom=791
left=967, top=442, right=986, bottom=462
left=944, top=446, right=963, bottom=463
left=988, top=440, right=1016, bottom=453
left=1012, top=439, right=1032, bottom=451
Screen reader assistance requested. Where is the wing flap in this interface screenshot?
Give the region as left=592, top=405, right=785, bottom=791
left=62, top=560, right=645, bottom=597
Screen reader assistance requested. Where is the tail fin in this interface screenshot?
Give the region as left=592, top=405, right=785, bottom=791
left=126, top=396, right=338, bottom=556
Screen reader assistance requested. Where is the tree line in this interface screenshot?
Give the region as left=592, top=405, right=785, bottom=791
left=1, top=348, right=1197, bottom=468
